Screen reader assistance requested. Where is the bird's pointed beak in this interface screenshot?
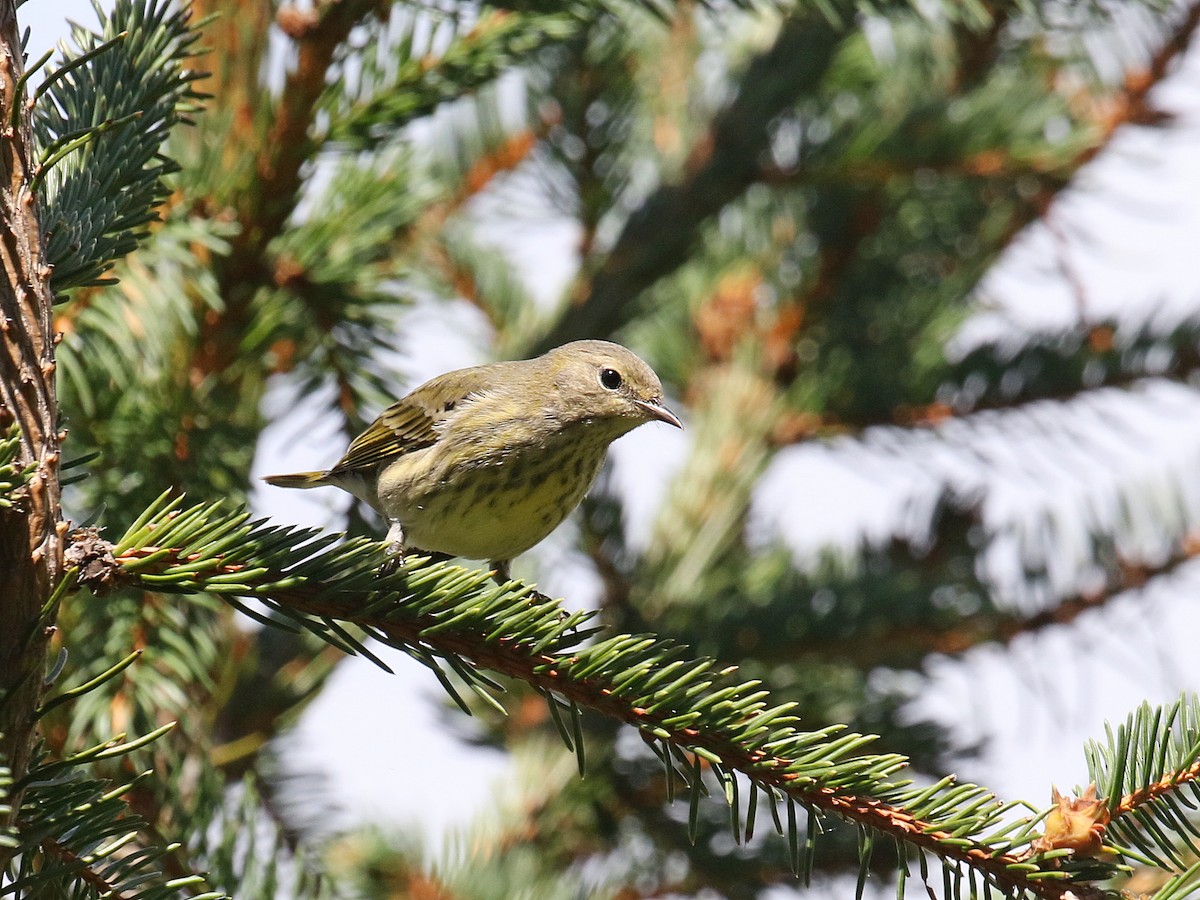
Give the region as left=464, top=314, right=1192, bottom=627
left=635, top=398, right=683, bottom=429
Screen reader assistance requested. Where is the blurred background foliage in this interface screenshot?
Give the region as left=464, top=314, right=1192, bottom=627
left=33, top=0, right=1200, bottom=894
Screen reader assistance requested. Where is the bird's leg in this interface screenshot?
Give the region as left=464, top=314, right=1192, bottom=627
left=385, top=519, right=406, bottom=555
left=379, top=519, right=406, bottom=575
left=490, top=559, right=512, bottom=585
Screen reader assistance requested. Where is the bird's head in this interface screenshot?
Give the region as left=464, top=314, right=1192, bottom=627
left=547, top=340, right=682, bottom=436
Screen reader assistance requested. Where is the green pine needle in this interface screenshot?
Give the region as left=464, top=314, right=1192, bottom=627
left=89, top=493, right=1200, bottom=899
left=35, top=0, right=203, bottom=294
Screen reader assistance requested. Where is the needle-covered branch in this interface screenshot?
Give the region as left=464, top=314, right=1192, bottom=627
left=35, top=0, right=203, bottom=294
left=770, top=526, right=1200, bottom=667
left=534, top=9, right=847, bottom=353
left=870, top=316, right=1200, bottom=435
left=75, top=493, right=1151, bottom=899
left=325, top=10, right=580, bottom=150
left=1085, top=697, right=1200, bottom=871
left=5, top=726, right=224, bottom=899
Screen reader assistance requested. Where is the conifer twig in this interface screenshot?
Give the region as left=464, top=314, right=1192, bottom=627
left=534, top=10, right=848, bottom=353
left=88, top=499, right=1126, bottom=899
left=1114, top=758, right=1200, bottom=821
left=35, top=836, right=129, bottom=900
left=772, top=535, right=1200, bottom=666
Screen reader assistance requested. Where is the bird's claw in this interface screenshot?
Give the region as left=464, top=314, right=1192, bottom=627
left=378, top=551, right=405, bottom=577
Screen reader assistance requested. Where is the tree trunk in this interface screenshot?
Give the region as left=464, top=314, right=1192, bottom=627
left=0, top=0, right=63, bottom=843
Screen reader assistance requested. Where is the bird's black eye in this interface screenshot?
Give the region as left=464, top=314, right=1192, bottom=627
left=599, top=368, right=622, bottom=390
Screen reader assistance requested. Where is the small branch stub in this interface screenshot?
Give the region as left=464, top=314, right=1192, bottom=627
left=1031, top=785, right=1111, bottom=858
left=65, top=527, right=118, bottom=595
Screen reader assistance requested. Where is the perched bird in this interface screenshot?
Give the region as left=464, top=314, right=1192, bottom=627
left=264, top=340, right=681, bottom=581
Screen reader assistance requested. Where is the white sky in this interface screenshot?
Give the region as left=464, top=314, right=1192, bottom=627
left=24, top=0, right=93, bottom=59
left=22, top=0, right=1200, bottom=888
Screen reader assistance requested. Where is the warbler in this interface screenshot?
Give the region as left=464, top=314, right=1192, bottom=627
left=264, top=340, right=681, bottom=581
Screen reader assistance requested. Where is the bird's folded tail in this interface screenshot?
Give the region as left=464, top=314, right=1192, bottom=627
left=262, top=471, right=329, bottom=489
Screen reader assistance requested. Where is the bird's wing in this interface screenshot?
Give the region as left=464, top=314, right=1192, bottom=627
left=328, top=367, right=494, bottom=476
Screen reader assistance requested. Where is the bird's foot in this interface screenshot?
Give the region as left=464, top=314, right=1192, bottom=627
left=489, top=559, right=512, bottom=585
left=379, top=556, right=404, bottom=577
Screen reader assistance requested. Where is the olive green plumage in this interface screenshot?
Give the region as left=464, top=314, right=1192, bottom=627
left=264, top=340, right=681, bottom=580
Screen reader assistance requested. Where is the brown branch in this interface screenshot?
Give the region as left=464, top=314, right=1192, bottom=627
left=771, top=534, right=1200, bottom=668
left=109, top=546, right=1100, bottom=900
left=960, top=1, right=1200, bottom=317
left=249, top=1, right=380, bottom=251
left=758, top=147, right=1081, bottom=191
left=0, top=0, right=64, bottom=850
left=1072, top=1, right=1200, bottom=167
left=255, top=603, right=1088, bottom=895
left=775, top=6, right=1200, bottom=433
left=35, top=836, right=128, bottom=900
left=342, top=640, right=1054, bottom=894
left=533, top=0, right=1199, bottom=357
left=188, top=0, right=380, bottom=255
left=768, top=320, right=1200, bottom=442
left=1115, top=758, right=1200, bottom=820
left=191, top=0, right=381, bottom=378
left=532, top=10, right=849, bottom=354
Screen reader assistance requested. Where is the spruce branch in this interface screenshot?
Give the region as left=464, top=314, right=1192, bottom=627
left=534, top=8, right=849, bottom=353
left=760, top=521, right=1200, bottom=668
left=267, top=152, right=426, bottom=433
left=78, top=493, right=1153, bottom=898
left=534, top=1, right=1200, bottom=364
left=784, top=315, right=1200, bottom=436
left=1085, top=696, right=1200, bottom=871
left=6, top=728, right=224, bottom=899
left=926, top=318, right=1200, bottom=428
left=326, top=9, right=580, bottom=150
left=1069, top=1, right=1200, bottom=167
left=34, top=0, right=204, bottom=294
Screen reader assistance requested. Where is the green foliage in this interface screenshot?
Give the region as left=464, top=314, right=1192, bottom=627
left=0, top=425, right=35, bottom=508
left=265, top=152, right=428, bottom=431
left=1155, top=860, right=1200, bottom=900
left=5, top=730, right=223, bottom=899
left=1087, top=697, right=1200, bottom=870
left=35, top=0, right=203, bottom=295
left=57, top=213, right=246, bottom=511
left=97, top=491, right=1135, bottom=896
left=946, top=314, right=1200, bottom=415
left=327, top=8, right=583, bottom=149
left=109, top=492, right=590, bottom=692
left=10, top=0, right=1200, bottom=896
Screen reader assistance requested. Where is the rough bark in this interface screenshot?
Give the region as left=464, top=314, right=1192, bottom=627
left=0, top=0, right=64, bottom=842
